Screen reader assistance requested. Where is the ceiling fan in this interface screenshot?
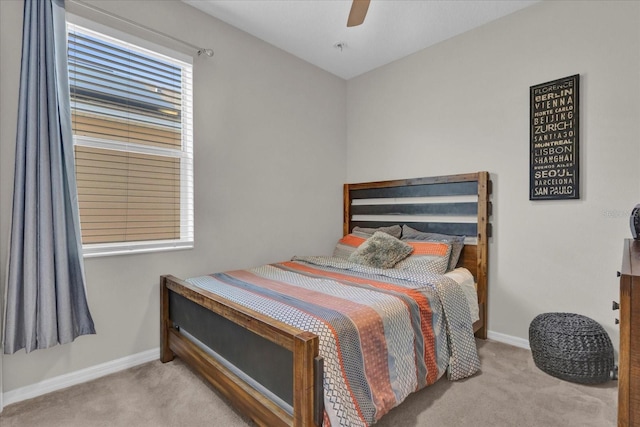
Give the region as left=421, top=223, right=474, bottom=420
left=347, top=0, right=371, bottom=27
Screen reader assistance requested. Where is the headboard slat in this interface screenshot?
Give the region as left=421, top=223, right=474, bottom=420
left=351, top=202, right=478, bottom=216
left=350, top=181, right=478, bottom=199
left=350, top=221, right=478, bottom=237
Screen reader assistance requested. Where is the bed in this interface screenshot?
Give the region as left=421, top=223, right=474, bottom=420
left=160, top=171, right=492, bottom=427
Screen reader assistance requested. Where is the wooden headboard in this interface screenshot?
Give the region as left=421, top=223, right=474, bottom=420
left=343, top=171, right=492, bottom=338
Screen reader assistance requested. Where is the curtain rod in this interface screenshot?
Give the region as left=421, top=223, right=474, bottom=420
left=66, top=0, right=214, bottom=57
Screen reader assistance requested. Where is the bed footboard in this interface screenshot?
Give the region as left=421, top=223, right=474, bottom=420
left=160, top=275, right=323, bottom=427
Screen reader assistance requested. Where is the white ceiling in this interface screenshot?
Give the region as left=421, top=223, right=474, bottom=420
left=183, top=0, right=540, bottom=80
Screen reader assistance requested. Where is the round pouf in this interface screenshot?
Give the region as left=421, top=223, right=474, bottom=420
left=529, top=312, right=614, bottom=384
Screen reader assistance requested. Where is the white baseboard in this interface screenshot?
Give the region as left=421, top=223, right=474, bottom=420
left=487, top=330, right=531, bottom=350
left=2, top=347, right=159, bottom=409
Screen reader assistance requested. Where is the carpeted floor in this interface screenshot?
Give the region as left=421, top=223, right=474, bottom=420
left=0, top=339, right=617, bottom=427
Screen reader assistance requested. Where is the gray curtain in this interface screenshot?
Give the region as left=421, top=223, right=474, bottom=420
left=3, top=0, right=95, bottom=354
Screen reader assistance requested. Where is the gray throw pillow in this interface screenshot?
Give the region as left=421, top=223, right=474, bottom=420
left=353, top=225, right=402, bottom=239
left=348, top=231, right=413, bottom=269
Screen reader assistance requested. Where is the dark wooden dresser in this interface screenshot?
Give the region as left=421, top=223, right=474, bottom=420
left=619, top=239, right=640, bottom=427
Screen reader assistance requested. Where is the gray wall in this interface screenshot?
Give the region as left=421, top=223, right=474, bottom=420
left=0, top=0, right=346, bottom=392
left=346, top=0, right=640, bottom=350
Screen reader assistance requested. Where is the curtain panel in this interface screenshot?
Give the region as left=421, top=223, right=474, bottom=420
left=3, top=0, right=95, bottom=354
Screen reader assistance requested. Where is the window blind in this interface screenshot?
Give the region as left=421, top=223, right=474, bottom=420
left=74, top=145, right=181, bottom=244
left=67, top=23, right=193, bottom=254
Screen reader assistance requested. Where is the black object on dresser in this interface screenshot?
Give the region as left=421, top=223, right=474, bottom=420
left=631, top=205, right=640, bottom=240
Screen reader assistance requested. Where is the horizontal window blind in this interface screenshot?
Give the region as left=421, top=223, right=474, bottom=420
left=67, top=22, right=193, bottom=254
left=75, top=146, right=181, bottom=243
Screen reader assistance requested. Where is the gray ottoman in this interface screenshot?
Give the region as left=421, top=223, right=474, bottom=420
left=529, top=312, right=614, bottom=384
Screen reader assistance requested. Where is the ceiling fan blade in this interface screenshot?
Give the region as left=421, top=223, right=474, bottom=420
left=347, top=0, right=370, bottom=27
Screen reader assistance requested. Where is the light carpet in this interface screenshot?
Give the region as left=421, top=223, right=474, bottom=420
left=0, top=339, right=617, bottom=426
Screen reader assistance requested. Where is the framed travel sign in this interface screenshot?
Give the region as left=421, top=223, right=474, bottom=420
left=530, top=74, right=579, bottom=200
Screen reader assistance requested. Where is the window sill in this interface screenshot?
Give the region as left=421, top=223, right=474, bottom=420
left=82, top=241, right=193, bottom=258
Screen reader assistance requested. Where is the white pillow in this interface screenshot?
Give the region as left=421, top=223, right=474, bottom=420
left=444, top=267, right=479, bottom=323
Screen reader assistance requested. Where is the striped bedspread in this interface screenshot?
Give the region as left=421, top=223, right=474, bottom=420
left=187, top=256, right=480, bottom=427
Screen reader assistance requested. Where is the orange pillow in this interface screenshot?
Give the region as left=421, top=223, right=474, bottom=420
left=407, top=241, right=451, bottom=257
left=394, top=240, right=452, bottom=275
left=332, top=232, right=368, bottom=258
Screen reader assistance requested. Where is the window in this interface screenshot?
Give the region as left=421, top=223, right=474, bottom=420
left=67, top=19, right=193, bottom=257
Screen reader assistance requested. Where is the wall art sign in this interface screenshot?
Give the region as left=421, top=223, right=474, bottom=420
left=530, top=74, right=579, bottom=200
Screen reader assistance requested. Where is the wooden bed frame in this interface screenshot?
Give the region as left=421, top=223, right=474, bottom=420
left=160, top=171, right=492, bottom=427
